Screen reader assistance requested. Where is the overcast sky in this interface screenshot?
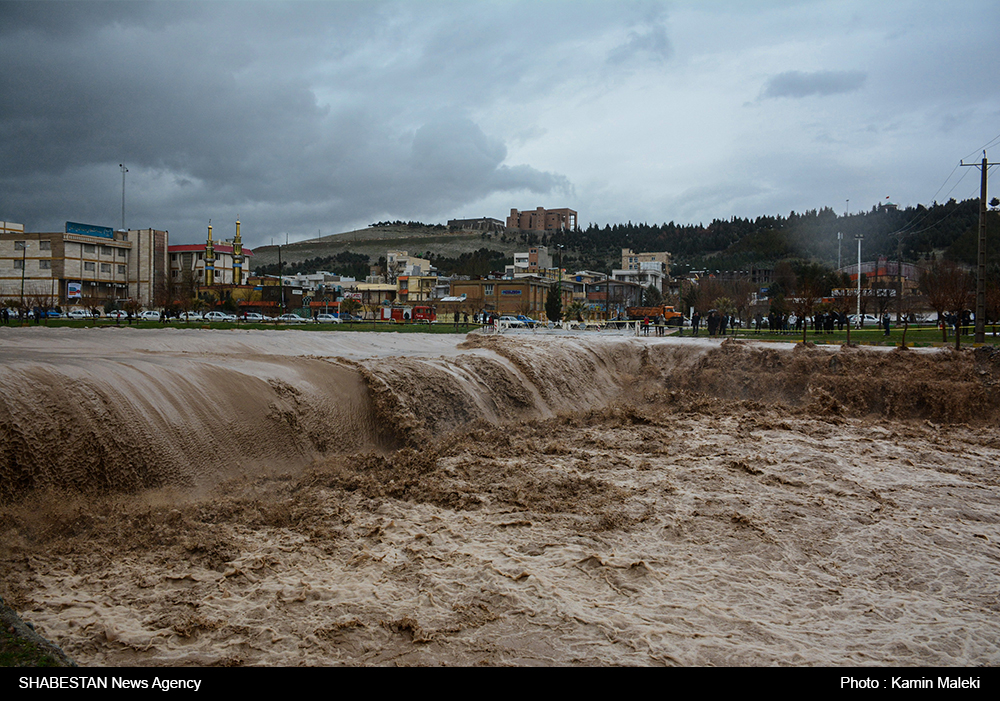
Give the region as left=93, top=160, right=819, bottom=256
left=2, top=0, right=998, bottom=248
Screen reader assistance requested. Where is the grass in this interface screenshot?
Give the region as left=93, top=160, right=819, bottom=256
left=678, top=324, right=999, bottom=348
left=0, top=627, right=64, bottom=667
left=8, top=318, right=478, bottom=334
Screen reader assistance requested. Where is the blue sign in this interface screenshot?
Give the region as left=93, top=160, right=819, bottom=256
left=66, top=222, right=114, bottom=239
left=500, top=289, right=522, bottom=296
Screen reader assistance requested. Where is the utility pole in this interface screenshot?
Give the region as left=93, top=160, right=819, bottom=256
left=119, top=164, right=128, bottom=231
left=961, top=151, right=997, bottom=344
left=855, top=233, right=864, bottom=320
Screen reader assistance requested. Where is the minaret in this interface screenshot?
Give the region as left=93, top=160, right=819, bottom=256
left=205, top=222, right=216, bottom=287
left=233, top=219, right=243, bottom=286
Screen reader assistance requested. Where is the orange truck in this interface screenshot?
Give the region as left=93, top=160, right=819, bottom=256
left=379, top=305, right=437, bottom=322
left=625, top=305, right=684, bottom=325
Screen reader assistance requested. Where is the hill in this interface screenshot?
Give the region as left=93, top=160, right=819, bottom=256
left=249, top=199, right=998, bottom=278
left=251, top=224, right=523, bottom=274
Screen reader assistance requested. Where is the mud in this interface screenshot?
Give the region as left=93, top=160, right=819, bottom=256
left=0, top=328, right=998, bottom=666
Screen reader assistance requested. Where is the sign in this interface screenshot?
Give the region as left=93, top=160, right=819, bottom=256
left=345, top=292, right=363, bottom=300
left=500, top=289, right=522, bottom=296
left=67, top=281, right=82, bottom=299
left=66, top=222, right=114, bottom=239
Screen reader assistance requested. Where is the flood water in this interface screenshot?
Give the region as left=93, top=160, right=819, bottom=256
left=2, top=327, right=998, bottom=665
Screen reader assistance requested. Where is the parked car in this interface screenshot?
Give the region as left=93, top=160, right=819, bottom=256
left=204, top=311, right=237, bottom=322
left=516, top=315, right=540, bottom=328
left=498, top=315, right=525, bottom=327
left=848, top=314, right=880, bottom=327
left=138, top=310, right=162, bottom=321
left=106, top=310, right=128, bottom=319
left=241, top=313, right=266, bottom=323
left=278, top=313, right=306, bottom=323
left=314, top=313, right=342, bottom=323
left=66, top=309, right=92, bottom=320
left=178, top=311, right=204, bottom=322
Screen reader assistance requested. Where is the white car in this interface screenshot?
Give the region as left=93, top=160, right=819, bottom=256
left=67, top=309, right=92, bottom=320
left=848, top=314, right=880, bottom=326
left=178, top=311, right=204, bottom=322
left=315, top=314, right=342, bottom=323
left=242, top=313, right=266, bottom=322
left=204, top=311, right=236, bottom=322
left=278, top=314, right=306, bottom=323
left=138, top=310, right=162, bottom=321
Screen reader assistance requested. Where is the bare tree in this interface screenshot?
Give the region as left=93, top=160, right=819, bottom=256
left=920, top=261, right=973, bottom=346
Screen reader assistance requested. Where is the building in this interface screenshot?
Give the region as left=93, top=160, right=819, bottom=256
left=508, top=245, right=554, bottom=276
left=386, top=250, right=435, bottom=280
left=397, top=275, right=437, bottom=303
left=169, top=220, right=252, bottom=289
left=585, top=278, right=644, bottom=318
left=169, top=243, right=254, bottom=286
left=1, top=222, right=166, bottom=308
left=621, top=248, right=671, bottom=273
left=507, top=207, right=578, bottom=231
left=450, top=276, right=572, bottom=319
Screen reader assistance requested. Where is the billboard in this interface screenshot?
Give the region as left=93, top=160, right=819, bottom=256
left=66, top=222, right=114, bottom=239
left=67, top=281, right=82, bottom=299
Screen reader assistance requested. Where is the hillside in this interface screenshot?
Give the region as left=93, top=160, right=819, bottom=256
left=251, top=225, right=523, bottom=273
left=249, top=199, right=998, bottom=277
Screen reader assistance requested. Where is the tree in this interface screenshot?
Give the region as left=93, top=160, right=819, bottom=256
left=340, top=298, right=362, bottom=318
left=545, top=285, right=562, bottom=323
left=920, top=261, right=972, bottom=344
left=643, top=283, right=663, bottom=306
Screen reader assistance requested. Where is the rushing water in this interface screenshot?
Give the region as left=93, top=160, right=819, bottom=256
left=1, top=328, right=999, bottom=665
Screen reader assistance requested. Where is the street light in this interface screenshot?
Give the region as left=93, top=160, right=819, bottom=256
left=855, top=233, right=864, bottom=320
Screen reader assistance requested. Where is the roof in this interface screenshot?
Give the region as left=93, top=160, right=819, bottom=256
left=168, top=243, right=254, bottom=256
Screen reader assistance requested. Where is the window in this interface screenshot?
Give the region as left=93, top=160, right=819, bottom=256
left=171, top=270, right=178, bottom=278
left=101, top=246, right=113, bottom=256
left=40, top=260, right=51, bottom=270
left=101, top=263, right=111, bottom=273
left=84, top=262, right=95, bottom=272
left=84, top=244, right=96, bottom=254
left=171, top=253, right=177, bottom=262
left=484, top=284, right=494, bottom=296
left=118, top=248, right=127, bottom=257
left=118, top=265, right=126, bottom=275
left=14, top=241, right=26, bottom=250
left=14, top=259, right=24, bottom=270
left=39, top=240, right=51, bottom=251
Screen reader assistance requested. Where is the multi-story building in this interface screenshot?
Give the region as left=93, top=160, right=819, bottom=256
left=0, top=223, right=166, bottom=308
left=450, top=276, right=572, bottom=319
left=386, top=250, right=435, bottom=281
left=507, top=207, right=578, bottom=232
left=168, top=242, right=254, bottom=286
left=508, top=245, right=555, bottom=276
left=621, top=248, right=671, bottom=273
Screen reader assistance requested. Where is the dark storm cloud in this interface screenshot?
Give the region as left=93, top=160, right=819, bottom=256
left=0, top=0, right=573, bottom=242
left=761, top=70, right=868, bottom=99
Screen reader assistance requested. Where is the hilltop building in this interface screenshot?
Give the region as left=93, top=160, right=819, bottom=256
left=507, top=207, right=578, bottom=232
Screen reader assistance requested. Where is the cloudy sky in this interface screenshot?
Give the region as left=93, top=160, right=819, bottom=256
left=2, top=0, right=998, bottom=248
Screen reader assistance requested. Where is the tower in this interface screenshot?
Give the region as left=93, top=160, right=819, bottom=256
left=205, top=222, right=216, bottom=287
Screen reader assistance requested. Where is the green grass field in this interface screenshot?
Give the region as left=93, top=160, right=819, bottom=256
left=682, top=323, right=999, bottom=348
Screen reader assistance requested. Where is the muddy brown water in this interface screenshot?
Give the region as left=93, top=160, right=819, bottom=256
left=1, top=328, right=998, bottom=666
